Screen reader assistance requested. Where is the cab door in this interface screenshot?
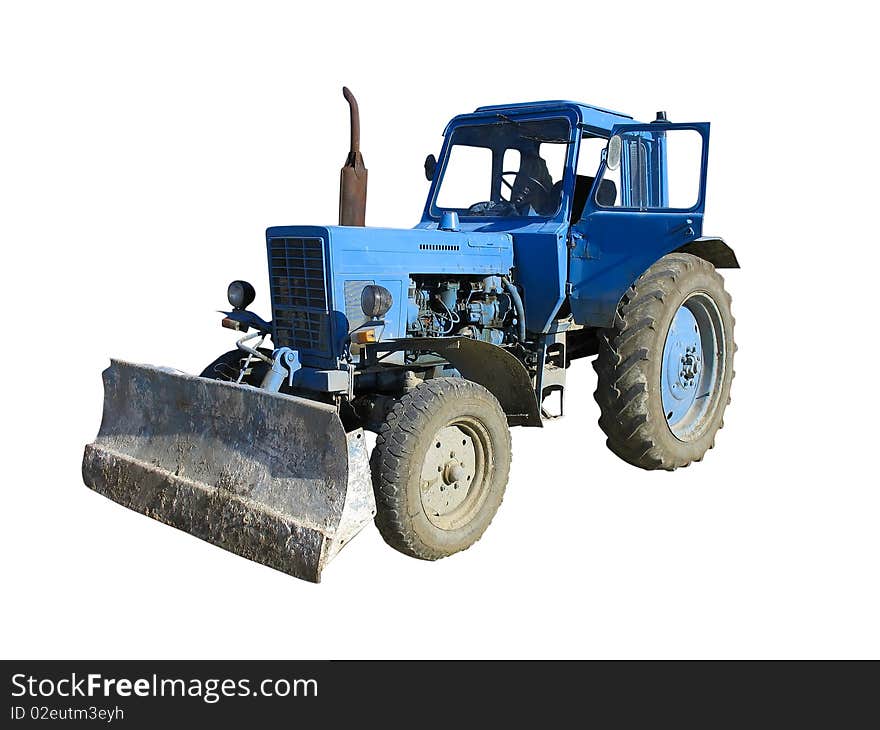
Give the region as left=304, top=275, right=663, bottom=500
left=568, top=122, right=710, bottom=327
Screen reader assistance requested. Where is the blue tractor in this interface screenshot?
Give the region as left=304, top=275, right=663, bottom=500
left=83, top=89, right=738, bottom=582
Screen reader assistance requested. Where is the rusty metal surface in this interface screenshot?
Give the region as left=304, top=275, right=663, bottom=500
left=339, top=86, right=367, bottom=226
left=81, top=360, right=375, bottom=582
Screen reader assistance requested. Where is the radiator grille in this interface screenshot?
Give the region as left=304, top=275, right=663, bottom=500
left=268, top=237, right=329, bottom=353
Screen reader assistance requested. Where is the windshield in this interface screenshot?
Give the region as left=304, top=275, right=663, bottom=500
left=434, top=117, right=572, bottom=218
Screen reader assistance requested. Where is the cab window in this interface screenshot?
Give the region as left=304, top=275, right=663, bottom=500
left=434, top=117, right=572, bottom=218
left=596, top=128, right=704, bottom=211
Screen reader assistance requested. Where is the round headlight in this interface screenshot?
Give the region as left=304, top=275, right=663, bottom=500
left=227, top=280, right=255, bottom=310
left=361, top=284, right=393, bottom=319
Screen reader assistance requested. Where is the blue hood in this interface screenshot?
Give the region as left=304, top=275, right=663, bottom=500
left=264, top=225, right=514, bottom=368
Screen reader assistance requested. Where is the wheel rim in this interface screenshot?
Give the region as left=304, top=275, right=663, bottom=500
left=419, top=417, right=492, bottom=530
left=660, top=291, right=725, bottom=441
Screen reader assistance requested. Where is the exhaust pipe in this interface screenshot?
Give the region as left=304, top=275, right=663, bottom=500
left=339, top=86, right=367, bottom=226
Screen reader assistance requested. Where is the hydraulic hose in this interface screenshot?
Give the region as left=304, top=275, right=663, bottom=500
left=501, top=276, right=527, bottom=344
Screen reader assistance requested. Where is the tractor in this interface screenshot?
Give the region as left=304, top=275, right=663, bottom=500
left=83, top=89, right=738, bottom=582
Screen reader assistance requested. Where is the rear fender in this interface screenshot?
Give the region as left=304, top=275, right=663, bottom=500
left=674, top=237, right=739, bottom=268
left=593, top=237, right=739, bottom=329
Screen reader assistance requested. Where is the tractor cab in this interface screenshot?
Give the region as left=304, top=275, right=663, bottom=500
left=420, top=100, right=633, bottom=228
left=420, top=101, right=718, bottom=333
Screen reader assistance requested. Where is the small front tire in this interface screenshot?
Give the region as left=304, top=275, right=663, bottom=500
left=370, top=378, right=512, bottom=560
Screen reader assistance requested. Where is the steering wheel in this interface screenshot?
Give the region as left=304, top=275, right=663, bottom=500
left=500, top=170, right=550, bottom=201
left=467, top=200, right=515, bottom=216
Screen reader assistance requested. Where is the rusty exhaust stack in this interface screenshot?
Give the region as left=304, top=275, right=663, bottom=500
left=339, top=86, right=367, bottom=226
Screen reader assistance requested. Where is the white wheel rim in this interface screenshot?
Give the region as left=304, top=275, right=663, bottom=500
left=419, top=419, right=490, bottom=530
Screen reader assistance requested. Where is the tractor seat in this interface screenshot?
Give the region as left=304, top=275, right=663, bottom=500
left=571, top=175, right=618, bottom=222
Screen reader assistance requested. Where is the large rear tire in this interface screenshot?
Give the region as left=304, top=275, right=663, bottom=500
left=594, top=253, right=736, bottom=470
left=370, top=378, right=512, bottom=560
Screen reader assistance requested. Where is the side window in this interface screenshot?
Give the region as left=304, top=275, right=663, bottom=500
left=584, top=135, right=622, bottom=207
left=664, top=129, right=703, bottom=209
left=569, top=136, right=615, bottom=221
left=577, top=136, right=607, bottom=176
left=596, top=133, right=648, bottom=209
left=599, top=160, right=622, bottom=207
left=596, top=128, right=703, bottom=210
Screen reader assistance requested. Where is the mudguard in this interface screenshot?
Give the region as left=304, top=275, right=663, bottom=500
left=367, top=337, right=542, bottom=427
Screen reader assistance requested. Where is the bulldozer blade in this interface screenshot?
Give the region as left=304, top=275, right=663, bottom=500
left=81, top=360, right=375, bottom=582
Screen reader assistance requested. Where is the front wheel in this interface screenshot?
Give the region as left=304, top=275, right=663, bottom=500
left=370, top=378, right=512, bottom=560
left=594, top=253, right=736, bottom=470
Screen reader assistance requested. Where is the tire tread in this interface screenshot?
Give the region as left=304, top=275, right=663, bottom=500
left=370, top=378, right=511, bottom=560
left=593, top=253, right=736, bottom=470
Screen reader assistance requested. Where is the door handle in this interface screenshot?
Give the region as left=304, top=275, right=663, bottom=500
left=569, top=231, right=599, bottom=260
left=671, top=219, right=694, bottom=237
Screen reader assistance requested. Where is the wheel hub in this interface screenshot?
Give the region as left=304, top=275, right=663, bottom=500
left=420, top=425, right=477, bottom=524
left=678, top=347, right=701, bottom=388
left=443, top=460, right=468, bottom=485
left=660, top=293, right=725, bottom=441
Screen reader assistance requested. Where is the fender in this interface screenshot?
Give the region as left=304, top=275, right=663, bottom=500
left=675, top=236, right=740, bottom=268
left=366, top=337, right=542, bottom=427
left=576, top=236, right=740, bottom=329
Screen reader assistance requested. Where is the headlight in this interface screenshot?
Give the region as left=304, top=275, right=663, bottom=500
left=227, top=280, right=256, bottom=310
left=361, top=285, right=393, bottom=318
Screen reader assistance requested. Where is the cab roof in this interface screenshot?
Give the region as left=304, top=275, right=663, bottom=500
left=443, top=100, right=636, bottom=137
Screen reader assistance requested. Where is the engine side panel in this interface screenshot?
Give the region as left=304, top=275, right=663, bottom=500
left=265, top=225, right=514, bottom=367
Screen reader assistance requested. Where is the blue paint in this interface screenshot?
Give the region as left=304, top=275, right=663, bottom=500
left=420, top=105, right=584, bottom=334
left=259, top=102, right=720, bottom=372
left=660, top=292, right=725, bottom=440
left=661, top=305, right=701, bottom=427
left=265, top=225, right=513, bottom=368
left=569, top=122, right=711, bottom=326
left=415, top=216, right=570, bottom=336
left=439, top=211, right=460, bottom=231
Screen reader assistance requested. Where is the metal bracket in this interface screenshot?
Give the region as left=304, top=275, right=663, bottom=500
left=260, top=347, right=302, bottom=392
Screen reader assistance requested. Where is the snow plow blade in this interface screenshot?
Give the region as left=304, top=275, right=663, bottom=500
left=81, top=360, right=375, bottom=583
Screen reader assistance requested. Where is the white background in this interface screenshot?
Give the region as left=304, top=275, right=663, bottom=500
left=1, top=1, right=877, bottom=659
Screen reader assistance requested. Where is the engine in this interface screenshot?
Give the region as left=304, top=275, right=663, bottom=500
left=406, top=275, right=515, bottom=346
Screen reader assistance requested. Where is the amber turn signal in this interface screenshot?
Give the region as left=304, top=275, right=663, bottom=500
left=352, top=329, right=376, bottom=344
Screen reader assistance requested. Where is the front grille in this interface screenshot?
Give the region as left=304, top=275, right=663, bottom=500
left=268, top=237, right=329, bottom=353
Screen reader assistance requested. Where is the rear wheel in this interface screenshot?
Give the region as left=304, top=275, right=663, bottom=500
left=370, top=378, right=511, bottom=560
left=594, top=253, right=736, bottom=470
